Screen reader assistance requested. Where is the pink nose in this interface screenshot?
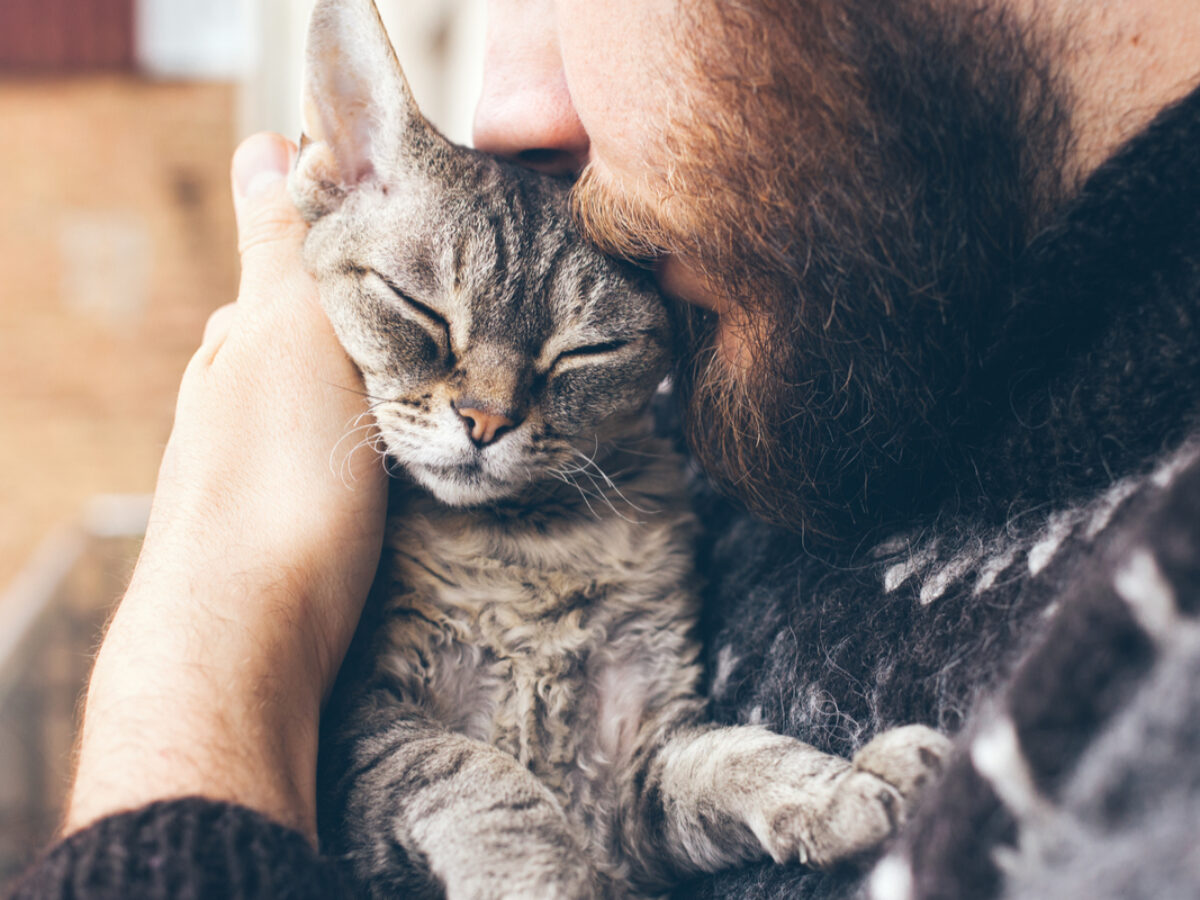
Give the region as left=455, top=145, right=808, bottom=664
left=454, top=405, right=516, bottom=446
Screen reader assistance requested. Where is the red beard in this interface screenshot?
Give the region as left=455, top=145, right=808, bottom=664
left=571, top=0, right=1073, bottom=542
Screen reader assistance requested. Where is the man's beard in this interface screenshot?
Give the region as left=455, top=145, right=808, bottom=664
left=572, top=0, right=1075, bottom=545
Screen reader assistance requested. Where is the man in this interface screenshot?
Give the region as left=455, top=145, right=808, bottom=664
left=15, top=1, right=1200, bottom=898
left=477, top=3, right=1200, bottom=896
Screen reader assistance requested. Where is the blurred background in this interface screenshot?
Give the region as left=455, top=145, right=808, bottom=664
left=0, top=0, right=484, bottom=882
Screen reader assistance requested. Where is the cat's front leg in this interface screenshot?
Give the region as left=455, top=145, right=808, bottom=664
left=327, top=703, right=604, bottom=900
left=616, top=720, right=950, bottom=889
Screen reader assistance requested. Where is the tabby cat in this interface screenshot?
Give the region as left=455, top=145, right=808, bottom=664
left=289, top=1, right=950, bottom=896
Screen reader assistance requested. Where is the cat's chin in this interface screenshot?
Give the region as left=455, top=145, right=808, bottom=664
left=407, top=463, right=519, bottom=507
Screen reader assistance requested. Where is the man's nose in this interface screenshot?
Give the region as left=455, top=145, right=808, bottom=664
left=472, top=0, right=589, bottom=175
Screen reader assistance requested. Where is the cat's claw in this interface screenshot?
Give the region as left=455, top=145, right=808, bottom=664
left=851, top=723, right=952, bottom=804
left=762, top=725, right=951, bottom=869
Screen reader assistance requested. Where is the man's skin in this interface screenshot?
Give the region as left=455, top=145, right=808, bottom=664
left=474, top=0, right=1200, bottom=340
left=65, top=0, right=1200, bottom=863
left=65, top=136, right=387, bottom=842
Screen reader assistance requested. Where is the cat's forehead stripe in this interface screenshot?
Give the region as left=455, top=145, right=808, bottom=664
left=451, top=228, right=469, bottom=291
left=487, top=212, right=509, bottom=276
left=461, top=192, right=562, bottom=350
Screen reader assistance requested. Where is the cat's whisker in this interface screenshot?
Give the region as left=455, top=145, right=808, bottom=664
left=339, top=433, right=390, bottom=487
left=554, top=462, right=591, bottom=478
left=548, top=467, right=607, bottom=520
left=579, top=470, right=622, bottom=520
left=336, top=422, right=378, bottom=450
left=567, top=480, right=603, bottom=521
left=338, top=410, right=374, bottom=436
left=323, top=379, right=395, bottom=406
left=568, top=447, right=651, bottom=517
left=331, top=414, right=387, bottom=487
left=579, top=468, right=645, bottom=525
left=608, top=440, right=671, bottom=460
left=549, top=462, right=646, bottom=525
left=381, top=453, right=405, bottom=479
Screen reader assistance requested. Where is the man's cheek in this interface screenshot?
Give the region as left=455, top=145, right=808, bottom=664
left=555, top=0, right=690, bottom=170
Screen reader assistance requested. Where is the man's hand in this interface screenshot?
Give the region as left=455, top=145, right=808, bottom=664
left=65, top=133, right=388, bottom=843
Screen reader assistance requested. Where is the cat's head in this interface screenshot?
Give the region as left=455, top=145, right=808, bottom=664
left=289, top=0, right=672, bottom=507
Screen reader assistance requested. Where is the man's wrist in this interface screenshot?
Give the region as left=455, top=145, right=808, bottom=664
left=65, top=577, right=326, bottom=842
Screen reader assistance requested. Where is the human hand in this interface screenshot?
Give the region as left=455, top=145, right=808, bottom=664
left=65, top=133, right=388, bottom=842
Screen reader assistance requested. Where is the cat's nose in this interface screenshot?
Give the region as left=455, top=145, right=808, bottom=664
left=452, top=400, right=519, bottom=447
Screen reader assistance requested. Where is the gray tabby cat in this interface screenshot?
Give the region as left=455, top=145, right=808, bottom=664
left=289, top=1, right=951, bottom=896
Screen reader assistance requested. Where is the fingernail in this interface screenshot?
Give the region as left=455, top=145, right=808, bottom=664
left=233, top=133, right=292, bottom=200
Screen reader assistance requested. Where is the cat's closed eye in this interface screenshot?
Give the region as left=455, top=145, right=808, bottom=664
left=370, top=271, right=454, bottom=360
left=550, top=339, right=632, bottom=372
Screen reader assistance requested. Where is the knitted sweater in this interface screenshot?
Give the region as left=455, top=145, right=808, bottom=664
left=686, top=82, right=1200, bottom=900
left=8, top=799, right=344, bottom=899
left=12, top=83, right=1200, bottom=900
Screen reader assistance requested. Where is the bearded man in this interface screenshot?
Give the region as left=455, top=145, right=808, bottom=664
left=484, top=2, right=1200, bottom=898
left=16, top=1, right=1200, bottom=899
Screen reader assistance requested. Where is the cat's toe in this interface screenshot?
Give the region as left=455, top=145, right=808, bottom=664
left=763, top=726, right=951, bottom=870
left=852, top=724, right=952, bottom=804
left=764, top=769, right=902, bottom=868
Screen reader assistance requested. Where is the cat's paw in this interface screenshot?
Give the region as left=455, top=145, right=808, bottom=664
left=851, top=723, right=951, bottom=804
left=762, top=767, right=897, bottom=869
left=762, top=725, right=950, bottom=869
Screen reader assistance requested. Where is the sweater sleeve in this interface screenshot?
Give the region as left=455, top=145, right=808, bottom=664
left=8, top=797, right=346, bottom=900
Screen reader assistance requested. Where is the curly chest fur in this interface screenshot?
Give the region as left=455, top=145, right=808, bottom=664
left=370, top=482, right=702, bottom=802
left=327, top=455, right=950, bottom=898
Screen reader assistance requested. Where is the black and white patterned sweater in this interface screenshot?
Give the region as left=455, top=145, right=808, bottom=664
left=682, top=84, right=1200, bottom=899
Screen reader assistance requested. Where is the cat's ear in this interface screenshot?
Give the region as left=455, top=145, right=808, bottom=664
left=291, top=0, right=438, bottom=220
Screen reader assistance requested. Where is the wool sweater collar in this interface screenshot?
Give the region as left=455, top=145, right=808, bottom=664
left=946, top=82, right=1200, bottom=526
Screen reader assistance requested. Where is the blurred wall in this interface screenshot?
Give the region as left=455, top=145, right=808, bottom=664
left=241, top=0, right=486, bottom=144
left=0, top=77, right=240, bottom=599
left=136, top=0, right=251, bottom=80
left=0, top=0, right=135, bottom=72
left=0, top=0, right=486, bottom=593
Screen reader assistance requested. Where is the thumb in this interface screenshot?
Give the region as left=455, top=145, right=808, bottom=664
left=231, top=133, right=309, bottom=295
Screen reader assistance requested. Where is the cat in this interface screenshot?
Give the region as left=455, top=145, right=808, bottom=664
left=289, top=1, right=951, bottom=897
